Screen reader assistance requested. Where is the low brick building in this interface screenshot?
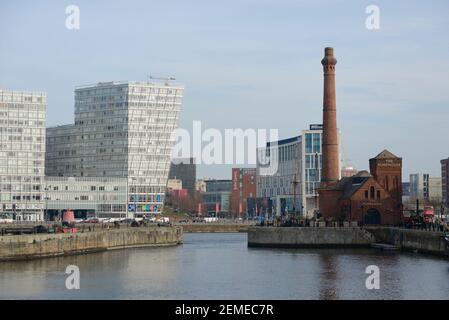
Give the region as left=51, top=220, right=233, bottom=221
left=319, top=150, right=403, bottom=226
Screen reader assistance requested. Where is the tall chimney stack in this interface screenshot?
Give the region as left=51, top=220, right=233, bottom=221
left=321, top=47, right=339, bottom=186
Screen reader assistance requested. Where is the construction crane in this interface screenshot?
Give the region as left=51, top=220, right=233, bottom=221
left=147, top=75, right=176, bottom=86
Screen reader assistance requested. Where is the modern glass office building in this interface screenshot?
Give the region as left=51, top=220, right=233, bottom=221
left=46, top=81, right=184, bottom=218
left=0, top=89, right=46, bottom=221
left=256, top=124, right=333, bottom=218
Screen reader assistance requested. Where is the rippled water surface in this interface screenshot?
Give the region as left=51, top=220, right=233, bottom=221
left=1, top=233, right=448, bottom=299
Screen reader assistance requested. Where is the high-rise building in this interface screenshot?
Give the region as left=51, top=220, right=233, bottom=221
left=46, top=81, right=184, bottom=217
left=0, top=89, right=46, bottom=221
left=169, top=158, right=196, bottom=197
left=256, top=124, right=326, bottom=218
left=442, top=158, right=449, bottom=206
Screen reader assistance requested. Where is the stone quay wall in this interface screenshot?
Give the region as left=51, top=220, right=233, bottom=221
left=247, top=227, right=375, bottom=248
left=0, top=226, right=183, bottom=262
left=364, top=227, right=448, bottom=257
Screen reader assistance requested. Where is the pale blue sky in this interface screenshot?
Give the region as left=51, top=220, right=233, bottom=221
left=1, top=0, right=448, bottom=179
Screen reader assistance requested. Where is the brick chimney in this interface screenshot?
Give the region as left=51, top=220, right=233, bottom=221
left=321, top=47, right=339, bottom=186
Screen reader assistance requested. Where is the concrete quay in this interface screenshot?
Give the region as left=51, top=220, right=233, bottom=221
left=365, top=227, right=448, bottom=257
left=247, top=226, right=374, bottom=248
left=248, top=226, right=449, bottom=257
left=0, top=226, right=183, bottom=262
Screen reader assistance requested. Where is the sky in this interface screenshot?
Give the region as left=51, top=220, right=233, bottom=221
left=1, top=0, right=448, bottom=180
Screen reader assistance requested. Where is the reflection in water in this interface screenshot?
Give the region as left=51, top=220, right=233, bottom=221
left=318, top=253, right=339, bottom=300
left=0, top=233, right=448, bottom=299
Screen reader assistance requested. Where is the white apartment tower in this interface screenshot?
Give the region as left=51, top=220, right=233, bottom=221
left=46, top=81, right=184, bottom=217
left=0, top=89, right=46, bottom=221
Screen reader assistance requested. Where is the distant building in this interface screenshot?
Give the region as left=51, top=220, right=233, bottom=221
left=257, top=124, right=331, bottom=218
left=410, top=173, right=442, bottom=202
left=195, top=179, right=207, bottom=193
left=402, top=181, right=411, bottom=203
left=202, top=180, right=232, bottom=217
left=169, top=158, right=196, bottom=198
left=0, top=89, right=46, bottom=221
left=442, top=158, right=449, bottom=206
left=428, top=177, right=442, bottom=203
left=167, top=179, right=183, bottom=191
left=409, top=173, right=427, bottom=200
left=230, top=168, right=256, bottom=217
left=341, top=166, right=357, bottom=178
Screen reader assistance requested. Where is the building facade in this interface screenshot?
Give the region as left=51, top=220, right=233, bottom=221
left=45, top=176, right=127, bottom=219
left=442, top=158, right=449, bottom=207
left=409, top=173, right=427, bottom=200
left=0, top=89, right=46, bottom=221
left=409, top=173, right=441, bottom=202
left=168, top=157, right=196, bottom=198
left=46, top=81, right=184, bottom=217
left=256, top=124, right=328, bottom=218
left=428, top=177, right=442, bottom=203
left=320, top=150, right=403, bottom=225
left=202, top=179, right=232, bottom=217
left=230, top=168, right=256, bottom=217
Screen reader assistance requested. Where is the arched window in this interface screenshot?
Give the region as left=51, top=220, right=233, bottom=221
left=370, top=186, right=375, bottom=199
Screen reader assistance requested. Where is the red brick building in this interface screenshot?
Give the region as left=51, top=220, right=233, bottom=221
left=230, top=168, right=256, bottom=217
left=320, top=150, right=403, bottom=225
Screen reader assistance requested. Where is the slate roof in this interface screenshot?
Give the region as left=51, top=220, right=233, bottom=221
left=339, top=171, right=373, bottom=200
left=373, top=149, right=399, bottom=159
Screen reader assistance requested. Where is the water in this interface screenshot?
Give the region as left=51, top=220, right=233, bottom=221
left=1, top=233, right=448, bottom=299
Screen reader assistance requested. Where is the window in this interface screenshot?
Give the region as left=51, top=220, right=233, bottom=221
left=377, top=190, right=381, bottom=198
left=365, top=190, right=369, bottom=199
left=370, top=186, right=375, bottom=199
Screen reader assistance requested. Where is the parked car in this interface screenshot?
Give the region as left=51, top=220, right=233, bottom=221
left=33, top=225, right=48, bottom=234
left=157, top=217, right=170, bottom=223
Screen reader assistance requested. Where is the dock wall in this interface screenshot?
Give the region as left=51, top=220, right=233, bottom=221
left=364, top=227, right=448, bottom=256
left=0, top=226, right=182, bottom=262
left=247, top=227, right=374, bottom=248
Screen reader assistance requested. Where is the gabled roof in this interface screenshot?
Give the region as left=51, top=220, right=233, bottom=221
left=339, top=172, right=373, bottom=200
left=373, top=149, right=399, bottom=159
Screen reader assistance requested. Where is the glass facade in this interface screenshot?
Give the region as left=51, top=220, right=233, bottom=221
left=304, top=132, right=322, bottom=195
left=256, top=126, right=326, bottom=218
